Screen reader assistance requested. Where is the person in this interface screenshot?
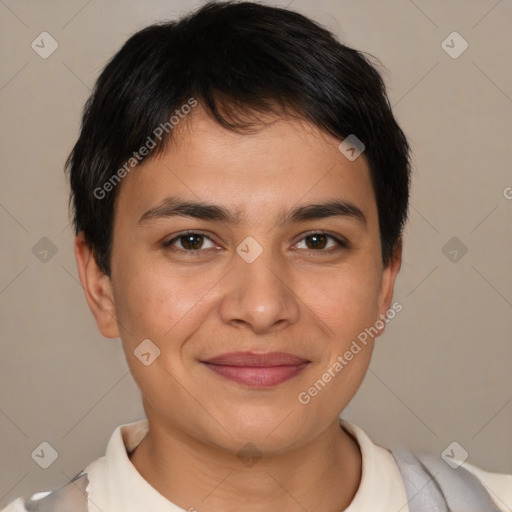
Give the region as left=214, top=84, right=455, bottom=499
left=3, top=2, right=510, bottom=511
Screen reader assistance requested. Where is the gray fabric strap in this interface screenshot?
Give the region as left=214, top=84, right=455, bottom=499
left=24, top=471, right=89, bottom=512
left=391, top=446, right=500, bottom=512
left=391, top=446, right=449, bottom=512
left=420, top=454, right=501, bottom=512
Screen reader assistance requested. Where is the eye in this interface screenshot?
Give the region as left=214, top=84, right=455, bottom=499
left=165, top=231, right=217, bottom=251
left=164, top=231, right=348, bottom=255
left=294, top=232, right=348, bottom=253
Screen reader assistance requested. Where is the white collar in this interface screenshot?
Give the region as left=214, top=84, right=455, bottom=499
left=84, top=418, right=409, bottom=512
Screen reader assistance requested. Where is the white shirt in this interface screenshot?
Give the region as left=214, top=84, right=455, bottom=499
left=3, top=419, right=511, bottom=511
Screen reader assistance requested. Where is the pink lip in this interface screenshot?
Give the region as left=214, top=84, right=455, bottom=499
left=201, top=351, right=310, bottom=388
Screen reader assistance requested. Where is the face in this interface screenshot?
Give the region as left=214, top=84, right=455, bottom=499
left=76, top=106, right=401, bottom=453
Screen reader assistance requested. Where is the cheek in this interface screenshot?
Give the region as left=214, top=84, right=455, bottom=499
left=297, top=264, right=381, bottom=414
left=112, top=258, right=221, bottom=346
left=111, top=266, right=208, bottom=395
left=111, top=255, right=171, bottom=341
left=302, top=259, right=382, bottom=339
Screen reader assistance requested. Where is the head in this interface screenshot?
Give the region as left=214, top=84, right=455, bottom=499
left=68, top=1, right=410, bottom=452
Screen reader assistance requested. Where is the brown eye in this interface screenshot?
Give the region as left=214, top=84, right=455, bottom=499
left=296, top=233, right=346, bottom=252
left=305, top=234, right=328, bottom=250
left=166, top=232, right=216, bottom=251
left=180, top=234, right=204, bottom=250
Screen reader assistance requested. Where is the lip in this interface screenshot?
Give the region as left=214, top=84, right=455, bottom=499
left=201, top=351, right=310, bottom=388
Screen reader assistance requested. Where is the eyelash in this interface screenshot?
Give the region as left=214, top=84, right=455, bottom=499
left=164, top=230, right=349, bottom=256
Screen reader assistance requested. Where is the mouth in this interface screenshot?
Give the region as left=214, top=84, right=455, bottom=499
left=200, top=351, right=311, bottom=388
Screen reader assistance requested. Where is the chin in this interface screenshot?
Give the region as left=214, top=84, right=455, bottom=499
left=202, top=409, right=312, bottom=453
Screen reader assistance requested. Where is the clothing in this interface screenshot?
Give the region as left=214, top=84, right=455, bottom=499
left=2, top=419, right=511, bottom=511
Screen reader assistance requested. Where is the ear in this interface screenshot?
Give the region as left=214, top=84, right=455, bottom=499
left=377, top=238, right=402, bottom=321
left=74, top=232, right=119, bottom=339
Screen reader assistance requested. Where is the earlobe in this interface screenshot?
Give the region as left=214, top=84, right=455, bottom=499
left=74, top=232, right=119, bottom=339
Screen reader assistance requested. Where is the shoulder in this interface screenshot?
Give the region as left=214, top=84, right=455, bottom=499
left=391, top=445, right=512, bottom=512
left=0, top=420, right=145, bottom=512
left=341, top=419, right=511, bottom=512
left=463, top=461, right=512, bottom=511
left=1, top=472, right=89, bottom=512
left=1, top=496, right=30, bottom=511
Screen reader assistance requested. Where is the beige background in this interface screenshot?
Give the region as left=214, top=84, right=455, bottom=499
left=1, top=0, right=511, bottom=506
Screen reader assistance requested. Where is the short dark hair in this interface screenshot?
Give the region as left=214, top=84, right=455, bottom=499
left=66, top=0, right=411, bottom=276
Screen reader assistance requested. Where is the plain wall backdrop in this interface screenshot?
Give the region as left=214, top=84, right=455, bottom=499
left=1, top=0, right=511, bottom=506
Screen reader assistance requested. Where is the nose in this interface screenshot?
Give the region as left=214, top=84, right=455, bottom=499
left=219, top=247, right=301, bottom=335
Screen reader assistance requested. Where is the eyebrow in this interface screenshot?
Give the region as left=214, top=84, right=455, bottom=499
left=138, top=196, right=366, bottom=227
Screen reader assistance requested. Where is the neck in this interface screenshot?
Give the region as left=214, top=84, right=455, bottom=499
left=129, top=417, right=362, bottom=512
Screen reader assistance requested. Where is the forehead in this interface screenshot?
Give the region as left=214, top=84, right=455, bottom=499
left=114, top=105, right=377, bottom=225
left=164, top=105, right=362, bottom=167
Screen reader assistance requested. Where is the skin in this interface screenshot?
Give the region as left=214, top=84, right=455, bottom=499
left=75, top=105, right=401, bottom=512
